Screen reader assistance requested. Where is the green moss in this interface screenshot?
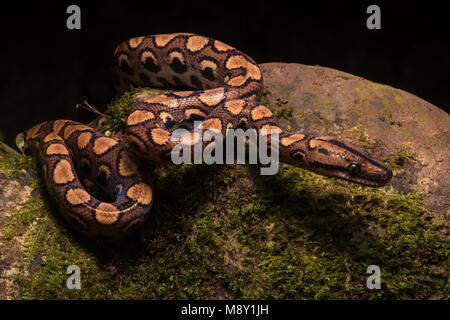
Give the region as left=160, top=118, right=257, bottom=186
left=100, top=87, right=173, bottom=134
left=388, top=114, right=397, bottom=125
left=1, top=88, right=447, bottom=300
left=0, top=143, right=34, bottom=179
left=272, top=98, right=294, bottom=121
left=262, top=93, right=294, bottom=123
left=2, top=195, right=43, bottom=239
left=380, top=142, right=417, bottom=170
left=347, top=124, right=372, bottom=147
left=378, top=113, right=403, bottom=127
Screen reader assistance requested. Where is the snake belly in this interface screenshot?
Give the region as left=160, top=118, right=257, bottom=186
left=24, top=33, right=392, bottom=239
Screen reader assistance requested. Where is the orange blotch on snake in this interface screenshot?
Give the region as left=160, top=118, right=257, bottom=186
left=213, top=40, right=234, bottom=52
left=227, top=75, right=248, bottom=87
left=247, top=94, right=258, bottom=101
left=77, top=132, right=93, bottom=150
left=226, top=55, right=261, bottom=81
left=119, top=152, right=138, bottom=177
left=198, top=87, right=225, bottom=107
left=201, top=118, right=222, bottom=133
left=168, top=50, right=185, bottom=64
left=66, top=188, right=91, bottom=205
left=46, top=143, right=69, bottom=156
left=186, top=35, right=209, bottom=52
left=251, top=105, right=273, bottom=121
left=43, top=132, right=63, bottom=143
left=184, top=108, right=206, bottom=119
left=159, top=111, right=174, bottom=124
left=154, top=33, right=182, bottom=47
left=260, top=124, right=281, bottom=135
left=151, top=128, right=171, bottom=145
left=53, top=159, right=75, bottom=184
left=139, top=50, right=158, bottom=68
left=199, top=60, right=218, bottom=77
left=308, top=138, right=321, bottom=149
left=173, top=90, right=195, bottom=97
left=280, top=134, right=306, bottom=147
left=144, top=95, right=177, bottom=108
left=93, top=137, right=119, bottom=155
left=128, top=36, right=145, bottom=48
left=126, top=183, right=153, bottom=205
left=94, top=203, right=120, bottom=225
left=224, top=100, right=246, bottom=115
left=127, top=110, right=155, bottom=126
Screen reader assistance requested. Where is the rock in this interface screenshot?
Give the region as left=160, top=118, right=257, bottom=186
left=0, top=147, right=36, bottom=299
left=260, top=63, right=449, bottom=216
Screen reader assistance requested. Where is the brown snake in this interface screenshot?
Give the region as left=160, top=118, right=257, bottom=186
left=24, top=33, right=393, bottom=239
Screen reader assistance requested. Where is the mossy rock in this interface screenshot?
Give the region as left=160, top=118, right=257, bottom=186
left=0, top=63, right=448, bottom=300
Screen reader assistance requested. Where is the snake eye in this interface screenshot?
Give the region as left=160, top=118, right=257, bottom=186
left=347, top=163, right=361, bottom=176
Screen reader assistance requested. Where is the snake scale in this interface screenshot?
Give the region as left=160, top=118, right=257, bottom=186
left=24, top=33, right=393, bottom=239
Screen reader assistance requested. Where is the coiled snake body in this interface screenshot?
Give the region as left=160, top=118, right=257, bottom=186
left=24, top=33, right=392, bottom=239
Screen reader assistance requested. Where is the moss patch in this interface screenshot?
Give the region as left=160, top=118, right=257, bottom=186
left=0, top=143, right=34, bottom=179
left=347, top=124, right=372, bottom=147
left=380, top=142, right=417, bottom=170
left=1, top=89, right=447, bottom=300
left=262, top=89, right=294, bottom=132
left=100, top=87, right=173, bottom=134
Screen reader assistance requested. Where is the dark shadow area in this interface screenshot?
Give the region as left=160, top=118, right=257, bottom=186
left=55, top=163, right=226, bottom=267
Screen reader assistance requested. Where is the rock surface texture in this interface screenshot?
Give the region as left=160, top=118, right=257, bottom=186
left=260, top=63, right=449, bottom=216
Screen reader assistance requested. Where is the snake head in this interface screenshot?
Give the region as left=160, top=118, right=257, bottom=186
left=302, top=136, right=392, bottom=187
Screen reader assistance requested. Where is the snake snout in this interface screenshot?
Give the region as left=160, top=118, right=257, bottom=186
left=305, top=136, right=393, bottom=187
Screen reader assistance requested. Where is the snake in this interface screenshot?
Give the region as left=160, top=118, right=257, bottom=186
left=23, top=33, right=393, bottom=239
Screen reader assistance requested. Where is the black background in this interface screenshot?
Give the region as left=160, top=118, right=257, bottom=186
left=1, top=0, right=449, bottom=146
